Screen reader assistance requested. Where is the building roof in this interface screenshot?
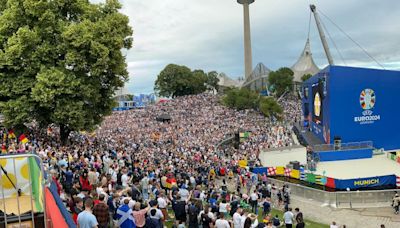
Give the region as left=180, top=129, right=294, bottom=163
left=291, top=39, right=320, bottom=82
left=218, top=73, right=242, bottom=88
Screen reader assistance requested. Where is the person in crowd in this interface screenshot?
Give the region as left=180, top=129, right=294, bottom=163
left=132, top=202, right=150, bottom=228
left=283, top=208, right=294, bottom=228
left=77, top=198, right=98, bottom=228
left=392, top=193, right=400, bottom=214
left=116, top=198, right=136, bottom=228
left=294, top=208, right=304, bottom=228
left=92, top=194, right=109, bottom=228
left=330, top=221, right=339, bottom=228
left=215, top=213, right=231, bottom=228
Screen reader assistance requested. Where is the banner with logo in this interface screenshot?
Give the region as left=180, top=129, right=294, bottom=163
left=334, top=175, right=396, bottom=190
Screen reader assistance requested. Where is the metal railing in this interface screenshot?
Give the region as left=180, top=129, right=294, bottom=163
left=268, top=178, right=396, bottom=208
left=313, top=141, right=373, bottom=152
left=0, top=153, right=47, bottom=228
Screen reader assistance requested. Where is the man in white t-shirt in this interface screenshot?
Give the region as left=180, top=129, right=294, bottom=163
left=215, top=213, right=230, bottom=228
left=157, top=191, right=168, bottom=221
left=250, top=190, right=259, bottom=213
left=121, top=168, right=129, bottom=187
left=283, top=208, right=294, bottom=228
left=330, top=221, right=339, bottom=228
left=232, top=207, right=243, bottom=228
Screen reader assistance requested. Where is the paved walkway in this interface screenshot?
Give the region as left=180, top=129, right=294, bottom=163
left=290, top=196, right=400, bottom=228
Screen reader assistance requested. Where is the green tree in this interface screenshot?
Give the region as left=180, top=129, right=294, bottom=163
left=154, top=64, right=218, bottom=97
left=259, top=97, right=283, bottom=120
left=0, top=0, right=133, bottom=143
left=206, top=71, right=219, bottom=91
left=301, top=73, right=312, bottom=82
left=222, top=88, right=259, bottom=110
left=268, top=67, right=294, bottom=97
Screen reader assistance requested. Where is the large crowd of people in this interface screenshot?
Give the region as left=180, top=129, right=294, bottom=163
left=3, top=93, right=317, bottom=227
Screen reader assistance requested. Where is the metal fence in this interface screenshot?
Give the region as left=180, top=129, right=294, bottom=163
left=268, top=178, right=396, bottom=208
left=0, top=153, right=47, bottom=228
left=313, top=141, right=373, bottom=152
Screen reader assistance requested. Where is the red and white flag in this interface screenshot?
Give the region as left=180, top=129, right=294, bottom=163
left=267, top=167, right=276, bottom=176
left=284, top=168, right=292, bottom=177
left=396, top=176, right=400, bottom=188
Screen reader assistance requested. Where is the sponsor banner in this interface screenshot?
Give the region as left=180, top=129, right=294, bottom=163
left=276, top=167, right=285, bottom=176
left=325, top=177, right=336, bottom=189
left=334, top=175, right=396, bottom=190
left=252, top=167, right=267, bottom=175
left=290, top=169, right=300, bottom=179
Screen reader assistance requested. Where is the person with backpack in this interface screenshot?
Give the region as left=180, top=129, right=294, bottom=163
left=145, top=208, right=163, bottom=228
left=199, top=205, right=214, bottom=228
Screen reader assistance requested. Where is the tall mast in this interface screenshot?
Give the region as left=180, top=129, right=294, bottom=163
left=310, top=4, right=334, bottom=65
left=237, top=0, right=255, bottom=79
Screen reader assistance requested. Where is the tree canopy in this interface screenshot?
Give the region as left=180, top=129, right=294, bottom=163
left=222, top=88, right=259, bottom=110
left=268, top=67, right=294, bottom=97
left=301, top=73, right=313, bottom=82
left=259, top=96, right=283, bottom=120
left=222, top=88, right=282, bottom=119
left=0, top=0, right=133, bottom=142
left=154, top=64, right=219, bottom=97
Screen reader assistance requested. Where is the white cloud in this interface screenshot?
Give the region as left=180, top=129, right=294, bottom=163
left=93, top=0, right=400, bottom=93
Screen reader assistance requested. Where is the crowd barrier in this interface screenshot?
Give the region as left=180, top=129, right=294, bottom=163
left=266, top=177, right=396, bottom=208
left=252, top=166, right=399, bottom=191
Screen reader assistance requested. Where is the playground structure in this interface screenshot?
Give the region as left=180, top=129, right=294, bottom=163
left=0, top=153, right=74, bottom=228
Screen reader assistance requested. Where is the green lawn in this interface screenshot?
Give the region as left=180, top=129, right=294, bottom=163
left=267, top=208, right=328, bottom=228
left=165, top=208, right=328, bottom=228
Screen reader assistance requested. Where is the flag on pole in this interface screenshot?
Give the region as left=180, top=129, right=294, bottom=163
left=29, top=157, right=43, bottom=212
left=18, top=134, right=29, bottom=144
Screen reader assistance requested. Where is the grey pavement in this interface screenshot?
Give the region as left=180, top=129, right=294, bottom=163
left=290, top=195, right=400, bottom=228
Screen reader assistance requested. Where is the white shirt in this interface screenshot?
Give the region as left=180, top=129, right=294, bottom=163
left=219, top=202, right=228, bottom=213
left=215, top=219, right=230, bottom=228
left=157, top=197, right=167, bottom=209
left=121, top=197, right=136, bottom=209
left=283, top=211, right=294, bottom=224
left=232, top=212, right=242, bottom=228
left=148, top=208, right=164, bottom=220
left=121, top=174, right=129, bottom=187
left=179, top=188, right=189, bottom=201
left=198, top=211, right=215, bottom=221
left=330, top=225, right=339, bottom=228
left=250, top=192, right=258, bottom=201
left=240, top=215, right=247, bottom=228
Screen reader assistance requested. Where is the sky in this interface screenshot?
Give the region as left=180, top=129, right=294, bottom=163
left=93, top=0, right=400, bottom=94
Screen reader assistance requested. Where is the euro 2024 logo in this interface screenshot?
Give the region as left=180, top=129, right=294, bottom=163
left=355, top=88, right=380, bottom=124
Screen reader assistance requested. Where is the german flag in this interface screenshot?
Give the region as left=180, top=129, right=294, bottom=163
left=18, top=134, right=29, bottom=144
